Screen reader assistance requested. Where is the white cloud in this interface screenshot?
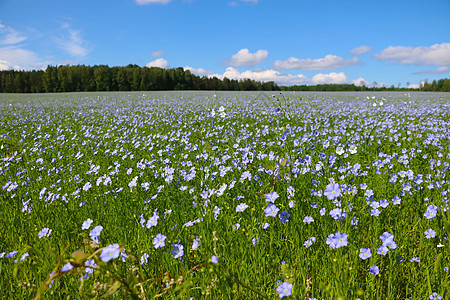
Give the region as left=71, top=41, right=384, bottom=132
left=146, top=58, right=169, bottom=68
left=311, top=72, right=349, bottom=84
left=350, top=45, right=373, bottom=56
left=209, top=67, right=309, bottom=85
left=374, top=43, right=450, bottom=65
left=274, top=55, right=361, bottom=70
left=408, top=83, right=421, bottom=89
left=184, top=66, right=212, bottom=76
left=136, top=0, right=172, bottom=4
left=0, top=22, right=27, bottom=45
left=412, top=66, right=449, bottom=75
left=351, top=77, right=370, bottom=86
left=56, top=29, right=90, bottom=57
left=0, top=47, right=49, bottom=70
left=151, top=50, right=164, bottom=57
left=223, top=48, right=268, bottom=67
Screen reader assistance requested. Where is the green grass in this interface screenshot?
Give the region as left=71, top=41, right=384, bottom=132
left=0, top=91, right=449, bottom=299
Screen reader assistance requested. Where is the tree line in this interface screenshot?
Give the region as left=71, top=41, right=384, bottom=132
left=0, top=64, right=279, bottom=93
left=280, top=78, right=450, bottom=92
left=0, top=64, right=449, bottom=93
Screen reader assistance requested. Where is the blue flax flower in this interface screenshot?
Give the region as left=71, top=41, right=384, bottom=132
left=324, top=183, right=341, bottom=200
left=370, top=266, right=379, bottom=275
left=264, top=204, right=280, bottom=217
left=265, top=191, right=279, bottom=203
left=100, top=244, right=120, bottom=262
left=279, top=211, right=290, bottom=223
left=276, top=282, right=293, bottom=298
left=359, top=248, right=372, bottom=260
left=424, top=228, right=436, bottom=239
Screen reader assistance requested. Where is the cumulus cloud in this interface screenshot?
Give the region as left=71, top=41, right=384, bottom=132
left=350, top=45, right=373, bottom=55
left=146, top=58, right=169, bottom=68
left=374, top=43, right=450, bottom=65
left=209, top=67, right=308, bottom=85
left=0, top=47, right=49, bottom=70
left=136, top=0, right=172, bottom=4
left=412, top=66, right=449, bottom=75
left=151, top=49, right=164, bottom=57
left=311, top=72, right=349, bottom=84
left=274, top=55, right=361, bottom=70
left=223, top=48, right=268, bottom=67
left=184, top=66, right=212, bottom=76
left=56, top=29, right=91, bottom=57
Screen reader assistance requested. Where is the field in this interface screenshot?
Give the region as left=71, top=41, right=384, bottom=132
left=0, top=91, right=449, bottom=299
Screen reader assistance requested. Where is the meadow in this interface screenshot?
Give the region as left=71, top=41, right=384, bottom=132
left=0, top=91, right=449, bottom=299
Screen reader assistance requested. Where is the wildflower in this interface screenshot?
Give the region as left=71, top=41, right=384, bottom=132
left=100, top=244, right=120, bottom=263
left=192, top=236, right=200, bottom=250
left=424, top=228, right=436, bottom=239
left=276, top=282, right=293, bottom=298
left=377, top=246, right=389, bottom=256
left=349, top=145, right=357, bottom=154
left=146, top=214, right=159, bottom=228
left=359, top=248, right=372, bottom=260
left=82, top=218, right=93, bottom=230
left=140, top=253, right=149, bottom=265
left=410, top=257, right=420, bottom=262
left=61, top=262, right=74, bottom=272
left=333, top=231, right=348, bottom=248
left=424, top=205, right=438, bottom=219
left=279, top=211, right=290, bottom=223
left=236, top=203, right=249, bottom=212
left=262, top=222, right=270, bottom=229
left=303, top=216, right=314, bottom=224
left=369, top=266, right=379, bottom=275
left=392, top=196, right=401, bottom=205
left=324, top=183, right=341, bottom=200
left=153, top=234, right=166, bottom=249
left=38, top=227, right=52, bottom=238
left=336, top=146, right=345, bottom=156
left=380, top=232, right=397, bottom=249
left=264, top=204, right=280, bottom=217
left=211, top=109, right=216, bottom=117
left=211, top=255, right=219, bottom=264
left=232, top=223, right=240, bottom=230
left=89, top=226, right=103, bottom=243
left=171, top=244, right=184, bottom=259
left=430, top=292, right=442, bottom=299
left=265, top=191, right=279, bottom=203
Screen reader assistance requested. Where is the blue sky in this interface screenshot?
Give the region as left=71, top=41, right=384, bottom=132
left=0, top=0, right=449, bottom=87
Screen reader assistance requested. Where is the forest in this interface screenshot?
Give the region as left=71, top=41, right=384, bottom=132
left=0, top=64, right=449, bottom=93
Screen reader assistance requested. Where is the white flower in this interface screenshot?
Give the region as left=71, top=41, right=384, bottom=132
left=211, top=109, right=216, bottom=117
left=373, top=103, right=377, bottom=107
left=336, top=146, right=345, bottom=156
left=219, top=111, right=226, bottom=118
left=349, top=145, right=357, bottom=154
left=218, top=106, right=225, bottom=112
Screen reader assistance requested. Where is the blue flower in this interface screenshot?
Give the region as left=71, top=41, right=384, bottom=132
left=61, top=262, right=74, bottom=272
left=324, top=183, right=341, bottom=200
left=429, top=292, right=442, bottom=299
left=377, top=246, right=389, bottom=256
left=38, top=227, right=52, bottom=239
left=236, top=203, right=249, bottom=212
left=264, top=204, right=280, bottom=217
left=359, top=248, right=372, bottom=260
left=171, top=244, right=184, bottom=259
left=276, top=282, right=293, bottom=298
left=303, top=216, right=314, bottom=224
left=153, top=234, right=166, bottom=249
left=140, top=253, right=149, bottom=265
left=424, top=228, right=436, bottom=239
left=369, top=266, right=379, bottom=275
left=279, top=211, right=290, bottom=223
left=89, top=225, right=103, bottom=243
left=100, top=244, right=120, bottom=263
left=82, top=218, right=93, bottom=230
left=265, top=191, right=279, bottom=203
left=211, top=255, right=219, bottom=264
left=410, top=256, right=420, bottom=262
